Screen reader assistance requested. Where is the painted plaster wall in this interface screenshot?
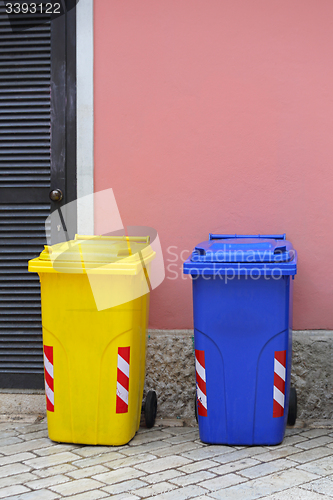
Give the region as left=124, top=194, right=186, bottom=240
left=94, top=0, right=333, bottom=329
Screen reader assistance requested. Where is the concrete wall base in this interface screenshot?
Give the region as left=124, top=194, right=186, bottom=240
left=144, top=330, right=333, bottom=425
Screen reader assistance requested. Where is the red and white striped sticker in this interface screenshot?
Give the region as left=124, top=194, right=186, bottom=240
left=273, top=350, right=286, bottom=418
left=44, top=345, right=54, bottom=412
left=195, top=349, right=207, bottom=417
left=116, top=346, right=130, bottom=413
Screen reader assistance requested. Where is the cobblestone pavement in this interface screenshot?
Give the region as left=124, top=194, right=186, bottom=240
left=0, top=418, right=332, bottom=500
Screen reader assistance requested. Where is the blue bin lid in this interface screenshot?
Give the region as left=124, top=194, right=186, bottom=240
left=183, top=234, right=297, bottom=276
left=192, top=234, right=294, bottom=263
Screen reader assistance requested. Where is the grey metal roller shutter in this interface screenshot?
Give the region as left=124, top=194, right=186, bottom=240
left=0, top=1, right=51, bottom=388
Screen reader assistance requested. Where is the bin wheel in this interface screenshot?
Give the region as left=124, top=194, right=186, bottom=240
left=195, top=395, right=198, bottom=422
left=145, top=390, right=157, bottom=429
left=288, top=387, right=297, bottom=426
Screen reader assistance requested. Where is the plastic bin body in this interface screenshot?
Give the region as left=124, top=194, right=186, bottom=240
left=184, top=234, right=297, bottom=445
left=29, top=235, right=154, bottom=445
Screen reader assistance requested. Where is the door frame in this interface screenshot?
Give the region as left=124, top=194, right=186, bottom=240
left=76, top=0, right=94, bottom=236
left=50, top=6, right=77, bottom=241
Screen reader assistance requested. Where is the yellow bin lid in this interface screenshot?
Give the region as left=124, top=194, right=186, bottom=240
left=28, top=235, right=155, bottom=275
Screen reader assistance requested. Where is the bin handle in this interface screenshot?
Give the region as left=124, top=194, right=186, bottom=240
left=209, top=234, right=286, bottom=241
left=194, top=245, right=206, bottom=256
left=74, top=234, right=150, bottom=243
left=274, top=245, right=287, bottom=254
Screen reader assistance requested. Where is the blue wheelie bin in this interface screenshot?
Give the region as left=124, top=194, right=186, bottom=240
left=183, top=234, right=297, bottom=445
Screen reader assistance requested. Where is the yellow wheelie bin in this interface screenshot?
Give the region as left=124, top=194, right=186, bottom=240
left=28, top=235, right=157, bottom=445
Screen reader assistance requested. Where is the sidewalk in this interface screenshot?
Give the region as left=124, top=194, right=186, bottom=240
left=0, top=416, right=332, bottom=500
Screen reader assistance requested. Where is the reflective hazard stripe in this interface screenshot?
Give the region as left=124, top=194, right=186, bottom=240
left=195, top=349, right=207, bottom=417
left=44, top=346, right=54, bottom=412
left=116, top=347, right=130, bottom=413
left=273, top=350, right=286, bottom=418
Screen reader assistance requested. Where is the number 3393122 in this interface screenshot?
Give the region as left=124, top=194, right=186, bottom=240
left=5, top=2, right=61, bottom=14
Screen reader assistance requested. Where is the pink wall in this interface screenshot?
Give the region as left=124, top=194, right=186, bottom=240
left=94, top=0, right=333, bottom=330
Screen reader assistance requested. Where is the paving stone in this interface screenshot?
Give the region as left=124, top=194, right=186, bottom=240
left=131, top=480, right=177, bottom=497
left=284, top=428, right=302, bottom=436
left=33, top=463, right=78, bottom=478
left=182, top=445, right=235, bottom=461
left=289, top=446, right=333, bottom=464
left=23, top=451, right=81, bottom=469
left=25, top=474, right=71, bottom=490
left=101, top=479, right=148, bottom=495
left=105, top=494, right=139, bottom=500
left=153, top=484, right=208, bottom=500
left=264, top=487, right=329, bottom=499
left=50, top=478, right=104, bottom=496
left=64, top=491, right=109, bottom=500
left=19, top=430, right=49, bottom=441
left=0, top=472, right=38, bottom=489
left=170, top=470, right=216, bottom=486
left=73, top=446, right=125, bottom=458
left=212, top=447, right=269, bottom=464
left=300, top=475, right=333, bottom=497
left=3, top=489, right=60, bottom=500
left=194, top=497, right=219, bottom=500
left=298, top=429, right=330, bottom=439
left=0, top=419, right=331, bottom=500
left=104, top=452, right=156, bottom=469
left=35, top=444, right=80, bottom=456
left=260, top=468, right=321, bottom=491
left=178, top=459, right=220, bottom=474
left=72, top=451, right=127, bottom=469
left=92, top=466, right=143, bottom=485
left=210, top=479, right=275, bottom=500
left=17, top=422, right=48, bottom=434
left=164, top=430, right=200, bottom=444
left=0, top=484, right=30, bottom=499
left=0, top=462, right=31, bottom=478
left=120, top=440, right=170, bottom=456
left=0, top=451, right=36, bottom=465
left=134, top=454, right=191, bottom=473
left=142, top=469, right=185, bottom=484
left=238, top=458, right=296, bottom=479
left=0, top=430, right=18, bottom=439
left=161, top=427, right=199, bottom=436
left=210, top=469, right=320, bottom=500
left=67, top=465, right=110, bottom=480
left=153, top=441, right=203, bottom=457
left=254, top=446, right=302, bottom=462
left=0, top=436, right=23, bottom=446
left=209, top=458, right=261, bottom=476
left=297, top=455, right=333, bottom=475
left=198, top=472, right=246, bottom=491
left=294, top=435, right=333, bottom=449
left=272, top=434, right=309, bottom=447
left=0, top=437, right=52, bottom=455
left=136, top=427, right=151, bottom=434
left=129, top=430, right=173, bottom=446
left=209, top=480, right=269, bottom=500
